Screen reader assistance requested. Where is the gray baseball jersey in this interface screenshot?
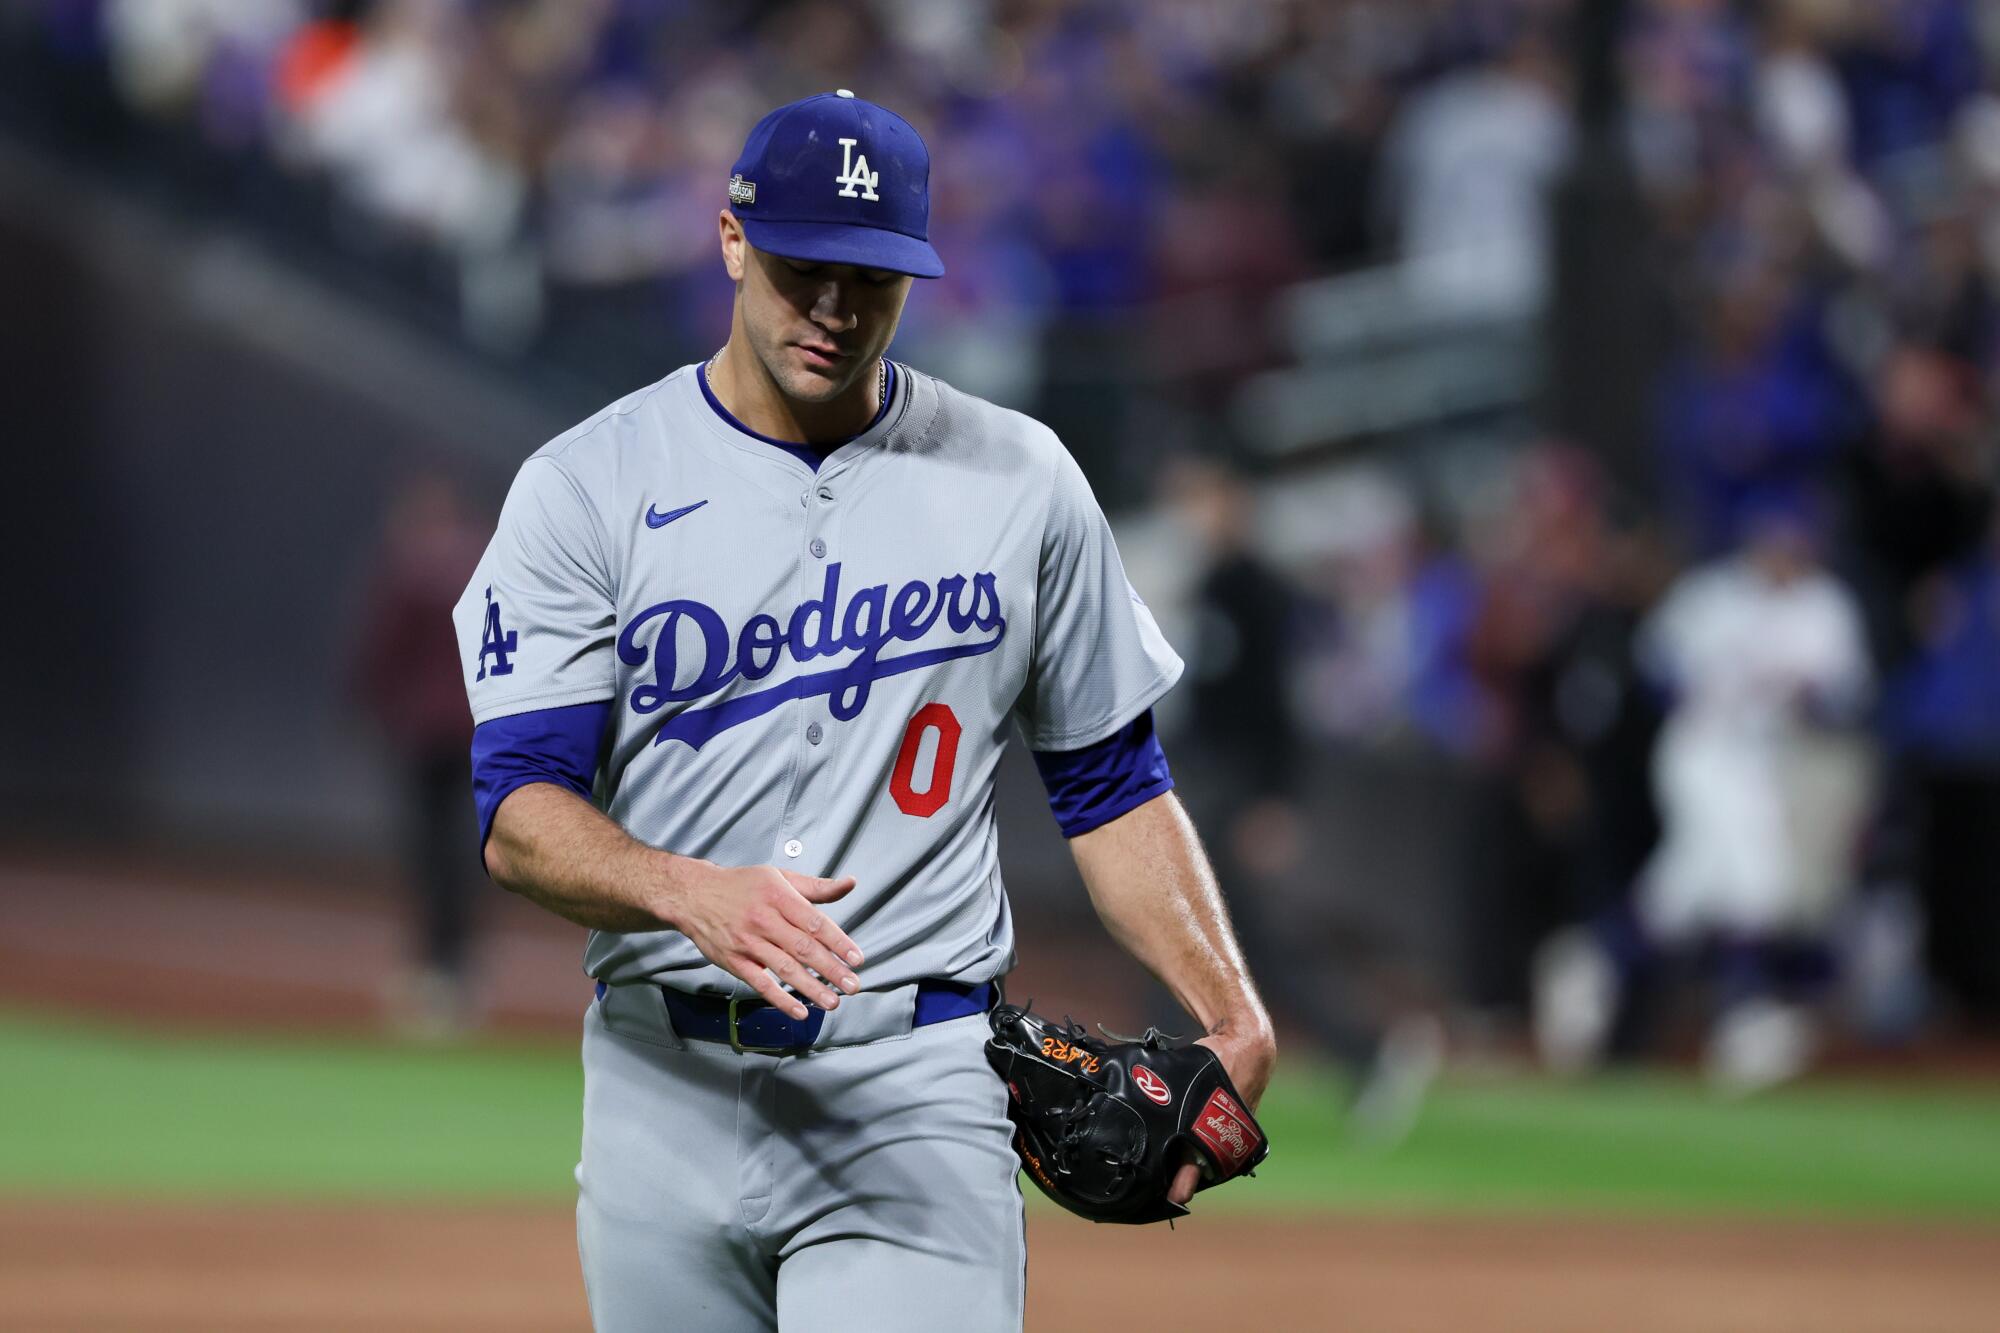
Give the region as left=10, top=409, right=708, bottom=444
left=453, top=360, right=1182, bottom=994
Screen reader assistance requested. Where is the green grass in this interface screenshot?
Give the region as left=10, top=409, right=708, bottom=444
left=4, top=1010, right=1999, bottom=1218
left=0, top=1013, right=583, bottom=1200
left=1231, top=1062, right=2000, bottom=1219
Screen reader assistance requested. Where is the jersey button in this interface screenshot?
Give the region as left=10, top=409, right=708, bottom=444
left=817, top=486, right=835, bottom=503
left=806, top=722, right=824, bottom=745
left=783, top=838, right=804, bottom=859
left=809, top=538, right=827, bottom=559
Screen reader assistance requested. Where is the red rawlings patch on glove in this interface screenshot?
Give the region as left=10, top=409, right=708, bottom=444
left=1190, top=1088, right=1262, bottom=1176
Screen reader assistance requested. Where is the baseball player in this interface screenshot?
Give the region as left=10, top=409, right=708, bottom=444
left=455, top=91, right=1275, bottom=1332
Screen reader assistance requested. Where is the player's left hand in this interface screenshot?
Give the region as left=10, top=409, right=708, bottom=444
left=1167, top=1028, right=1276, bottom=1206
left=988, top=1003, right=1271, bottom=1223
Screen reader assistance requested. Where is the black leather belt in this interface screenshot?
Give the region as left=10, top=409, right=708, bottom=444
left=597, top=978, right=995, bottom=1053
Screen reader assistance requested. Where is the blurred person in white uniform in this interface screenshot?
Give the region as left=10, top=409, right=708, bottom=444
left=1537, top=499, right=1875, bottom=1091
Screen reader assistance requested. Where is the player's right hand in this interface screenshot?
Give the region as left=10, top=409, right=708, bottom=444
left=667, top=865, right=864, bottom=1018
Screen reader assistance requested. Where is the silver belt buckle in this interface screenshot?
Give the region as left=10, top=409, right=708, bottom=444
left=727, top=995, right=794, bottom=1055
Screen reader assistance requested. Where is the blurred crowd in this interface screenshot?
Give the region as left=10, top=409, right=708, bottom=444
left=12, top=0, right=1579, bottom=400
left=17, top=0, right=2000, bottom=397
left=12, top=0, right=2000, bottom=1079
left=1147, top=0, right=2000, bottom=1084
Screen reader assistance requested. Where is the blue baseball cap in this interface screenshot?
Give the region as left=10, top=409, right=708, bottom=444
left=726, top=90, right=944, bottom=279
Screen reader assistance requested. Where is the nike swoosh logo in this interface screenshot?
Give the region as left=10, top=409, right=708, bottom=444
left=645, top=500, right=708, bottom=529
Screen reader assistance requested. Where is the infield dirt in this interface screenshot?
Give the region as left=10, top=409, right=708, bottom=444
left=4, top=1202, right=2000, bottom=1332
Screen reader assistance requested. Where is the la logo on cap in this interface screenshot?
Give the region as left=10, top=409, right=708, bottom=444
left=836, top=138, right=879, bottom=200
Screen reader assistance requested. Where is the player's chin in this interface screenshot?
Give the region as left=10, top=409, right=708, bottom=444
left=782, top=351, right=855, bottom=398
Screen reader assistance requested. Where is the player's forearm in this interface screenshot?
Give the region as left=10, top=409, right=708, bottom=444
left=483, top=782, right=865, bottom=1014
left=484, top=782, right=706, bottom=933
left=1070, top=793, right=1276, bottom=1056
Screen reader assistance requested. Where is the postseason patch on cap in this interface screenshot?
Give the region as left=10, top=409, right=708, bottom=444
left=728, top=173, right=756, bottom=206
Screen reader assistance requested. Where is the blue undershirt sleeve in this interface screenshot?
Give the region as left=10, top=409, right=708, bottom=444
left=1030, top=709, right=1175, bottom=839
left=470, top=701, right=615, bottom=860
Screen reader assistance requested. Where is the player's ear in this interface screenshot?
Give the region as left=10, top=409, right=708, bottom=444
left=719, top=209, right=747, bottom=284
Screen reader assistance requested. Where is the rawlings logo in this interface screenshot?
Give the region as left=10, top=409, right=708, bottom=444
left=1190, top=1088, right=1260, bottom=1173
left=1203, top=1112, right=1247, bottom=1156
left=1132, top=1065, right=1172, bottom=1105
left=618, top=562, right=1006, bottom=750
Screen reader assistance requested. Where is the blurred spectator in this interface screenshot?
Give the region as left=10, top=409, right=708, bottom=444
left=273, top=4, right=364, bottom=117
left=1844, top=341, right=1993, bottom=669
left=1834, top=0, right=1982, bottom=173
left=1539, top=505, right=1875, bottom=1091
left=1887, top=511, right=2000, bottom=1026
left=286, top=0, right=527, bottom=255
left=1296, top=469, right=1488, bottom=755
left=1295, top=469, right=1422, bottom=745
left=102, top=0, right=305, bottom=117
left=1165, top=457, right=1441, bottom=1139
left=1381, top=12, right=1571, bottom=319
left=1516, top=507, right=1675, bottom=1062
left=1547, top=509, right=1673, bottom=971
left=1464, top=447, right=1638, bottom=1023
left=1656, top=271, right=1864, bottom=555
left=351, top=470, right=488, bottom=1039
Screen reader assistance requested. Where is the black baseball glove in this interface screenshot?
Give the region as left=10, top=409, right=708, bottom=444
left=983, top=1001, right=1270, bottom=1224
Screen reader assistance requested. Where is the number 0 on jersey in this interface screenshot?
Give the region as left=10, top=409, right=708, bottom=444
left=890, top=703, right=961, bottom=817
